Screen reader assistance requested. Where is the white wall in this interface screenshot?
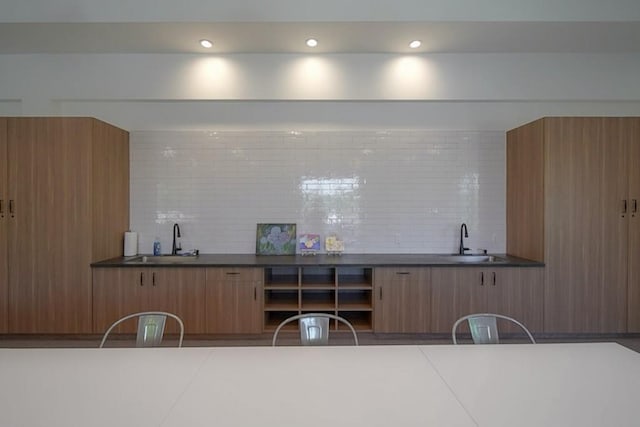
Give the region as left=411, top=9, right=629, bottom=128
left=4, top=0, right=639, bottom=22
left=2, top=2, right=639, bottom=255
left=1, top=53, right=639, bottom=131
left=130, top=130, right=505, bottom=255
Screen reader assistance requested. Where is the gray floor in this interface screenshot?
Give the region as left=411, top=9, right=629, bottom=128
left=2, top=333, right=640, bottom=352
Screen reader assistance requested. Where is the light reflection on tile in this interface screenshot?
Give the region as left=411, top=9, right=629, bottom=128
left=130, top=130, right=505, bottom=255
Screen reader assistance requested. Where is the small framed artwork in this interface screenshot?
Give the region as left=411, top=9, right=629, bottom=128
left=256, top=223, right=297, bottom=255
left=299, top=233, right=320, bottom=255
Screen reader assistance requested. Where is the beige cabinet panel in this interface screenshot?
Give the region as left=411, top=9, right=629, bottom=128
left=374, top=267, right=431, bottom=333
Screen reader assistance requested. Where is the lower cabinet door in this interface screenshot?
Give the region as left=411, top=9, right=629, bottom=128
left=92, top=267, right=206, bottom=334
left=148, top=268, right=207, bottom=334
left=488, top=267, right=544, bottom=333
left=374, top=267, right=430, bottom=333
left=206, top=268, right=264, bottom=334
left=92, top=267, right=149, bottom=334
left=430, top=267, right=486, bottom=334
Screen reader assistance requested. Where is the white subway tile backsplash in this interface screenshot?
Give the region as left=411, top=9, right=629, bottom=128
left=130, top=130, right=506, bottom=255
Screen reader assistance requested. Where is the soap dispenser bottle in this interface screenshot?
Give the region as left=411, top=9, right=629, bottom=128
left=153, top=237, right=161, bottom=256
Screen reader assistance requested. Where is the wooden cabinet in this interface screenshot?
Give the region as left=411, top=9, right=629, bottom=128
left=92, top=267, right=206, bottom=334
left=627, top=120, right=640, bottom=331
left=4, top=118, right=128, bottom=333
left=430, top=267, right=544, bottom=334
left=507, top=117, right=638, bottom=333
left=0, top=118, right=7, bottom=332
left=206, top=268, right=263, bottom=334
left=374, top=267, right=430, bottom=333
left=263, top=266, right=373, bottom=332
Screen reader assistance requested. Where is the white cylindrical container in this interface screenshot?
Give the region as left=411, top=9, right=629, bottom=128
left=123, top=231, right=138, bottom=256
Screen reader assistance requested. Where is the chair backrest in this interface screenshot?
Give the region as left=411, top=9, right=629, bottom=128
left=99, top=311, right=185, bottom=348
left=452, top=313, right=536, bottom=345
left=272, top=313, right=359, bottom=346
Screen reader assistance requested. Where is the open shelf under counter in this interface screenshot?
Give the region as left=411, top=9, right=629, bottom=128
left=262, top=265, right=375, bottom=332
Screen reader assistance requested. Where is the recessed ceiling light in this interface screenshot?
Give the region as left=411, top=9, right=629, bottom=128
left=306, top=38, right=318, bottom=48
left=409, top=40, right=422, bottom=49
left=200, top=39, right=213, bottom=48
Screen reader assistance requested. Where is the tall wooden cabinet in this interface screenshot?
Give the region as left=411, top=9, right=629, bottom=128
left=507, top=117, right=639, bottom=333
left=0, top=118, right=7, bottom=332
left=3, top=117, right=129, bottom=333
left=626, top=120, right=640, bottom=331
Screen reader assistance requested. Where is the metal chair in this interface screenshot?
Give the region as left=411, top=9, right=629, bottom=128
left=99, top=311, right=185, bottom=348
left=272, top=313, right=359, bottom=346
left=452, top=313, right=536, bottom=344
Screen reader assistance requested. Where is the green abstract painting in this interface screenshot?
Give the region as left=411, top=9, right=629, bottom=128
left=256, top=223, right=297, bottom=255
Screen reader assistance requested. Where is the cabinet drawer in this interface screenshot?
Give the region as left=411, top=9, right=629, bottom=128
left=375, top=267, right=429, bottom=285
left=206, top=267, right=263, bottom=283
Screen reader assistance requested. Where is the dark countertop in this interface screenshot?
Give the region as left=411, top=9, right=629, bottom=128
left=92, top=253, right=544, bottom=268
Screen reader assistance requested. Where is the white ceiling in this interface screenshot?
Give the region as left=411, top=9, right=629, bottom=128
left=1, top=21, right=640, bottom=54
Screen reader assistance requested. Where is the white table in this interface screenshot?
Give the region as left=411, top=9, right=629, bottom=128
left=0, top=343, right=638, bottom=427
left=420, top=342, right=640, bottom=427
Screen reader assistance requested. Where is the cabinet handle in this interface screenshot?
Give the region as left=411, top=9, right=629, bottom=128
left=396, top=272, right=410, bottom=275
left=622, top=199, right=628, bottom=217
left=140, top=272, right=144, bottom=286
left=254, top=286, right=257, bottom=300
left=152, top=272, right=156, bottom=286
left=480, top=272, right=484, bottom=286
left=492, top=271, right=496, bottom=286
left=9, top=200, right=14, bottom=217
left=379, top=287, right=383, bottom=300
left=0, top=199, right=3, bottom=218
left=633, top=199, right=638, bottom=216
left=226, top=272, right=240, bottom=275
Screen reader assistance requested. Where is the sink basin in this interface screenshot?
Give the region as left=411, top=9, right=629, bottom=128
left=439, top=255, right=505, bottom=263
left=125, top=255, right=199, bottom=264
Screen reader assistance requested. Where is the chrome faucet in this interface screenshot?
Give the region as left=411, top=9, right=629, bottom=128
left=172, top=223, right=182, bottom=255
left=459, top=223, right=469, bottom=255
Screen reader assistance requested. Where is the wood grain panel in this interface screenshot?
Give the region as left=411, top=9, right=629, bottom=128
left=206, top=267, right=263, bottom=333
left=92, top=267, right=148, bottom=333
left=627, top=118, right=640, bottom=331
left=543, top=117, right=628, bottom=333
left=91, top=118, right=129, bottom=262
left=488, top=267, right=544, bottom=333
left=8, top=118, right=94, bottom=333
left=506, top=119, right=545, bottom=262
left=6, top=118, right=129, bottom=334
left=430, top=267, right=486, bottom=333
left=373, top=267, right=431, bottom=333
left=0, top=118, right=7, bottom=332
left=150, top=267, right=206, bottom=334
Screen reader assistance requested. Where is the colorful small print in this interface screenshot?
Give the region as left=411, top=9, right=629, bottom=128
left=299, top=234, right=321, bottom=252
